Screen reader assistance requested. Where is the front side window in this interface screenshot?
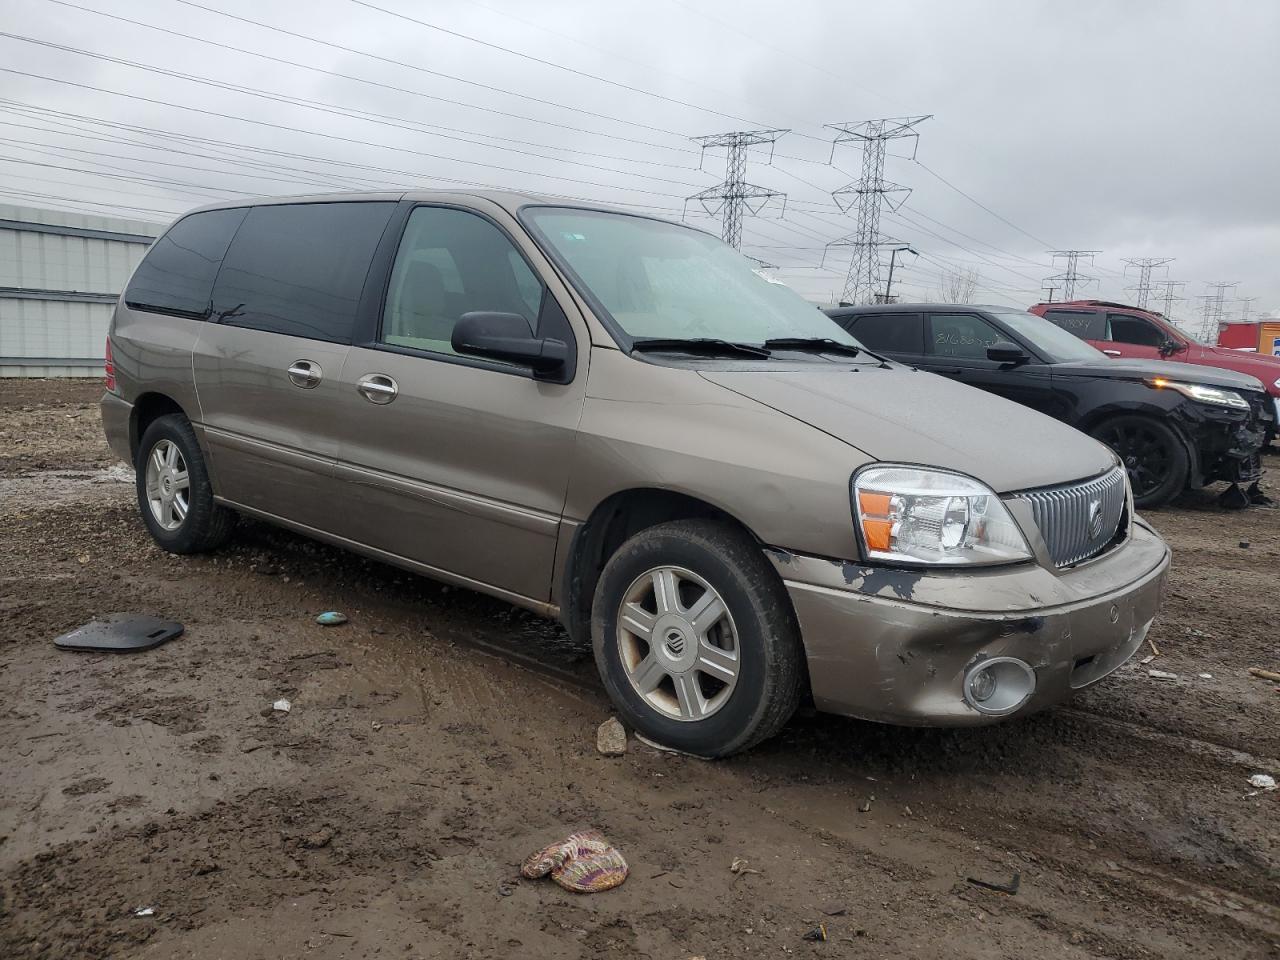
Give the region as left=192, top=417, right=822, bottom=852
left=522, top=207, right=856, bottom=346
left=212, top=202, right=396, bottom=343
left=1042, top=308, right=1105, bottom=340
left=989, top=310, right=1106, bottom=363
left=927, top=313, right=1003, bottom=360
left=124, top=207, right=247, bottom=318
left=1108, top=313, right=1165, bottom=347
left=381, top=206, right=543, bottom=356
left=849, top=313, right=924, bottom=353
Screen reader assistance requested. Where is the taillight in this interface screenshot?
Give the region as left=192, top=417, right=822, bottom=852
left=104, top=337, right=116, bottom=392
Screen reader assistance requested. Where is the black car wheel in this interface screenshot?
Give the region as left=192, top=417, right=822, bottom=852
left=1091, top=415, right=1189, bottom=508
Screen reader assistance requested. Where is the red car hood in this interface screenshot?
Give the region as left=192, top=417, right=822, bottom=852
left=1188, top=344, right=1280, bottom=395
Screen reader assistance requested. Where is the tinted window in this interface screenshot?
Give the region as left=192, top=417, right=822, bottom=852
left=928, top=313, right=1004, bottom=359
left=212, top=202, right=395, bottom=343
left=1108, top=313, right=1165, bottom=347
left=848, top=313, right=923, bottom=353
left=1042, top=308, right=1105, bottom=339
left=124, top=208, right=247, bottom=318
left=381, top=206, right=544, bottom=356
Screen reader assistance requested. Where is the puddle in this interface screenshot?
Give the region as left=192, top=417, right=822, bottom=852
left=0, top=466, right=134, bottom=512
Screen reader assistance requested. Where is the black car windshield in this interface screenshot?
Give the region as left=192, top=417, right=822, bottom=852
left=991, top=310, right=1110, bottom=363
left=523, top=207, right=863, bottom=349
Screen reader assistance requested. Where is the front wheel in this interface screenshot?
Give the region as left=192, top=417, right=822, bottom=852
left=135, top=414, right=236, bottom=553
left=1091, top=415, right=1189, bottom=508
left=591, top=520, right=804, bottom=757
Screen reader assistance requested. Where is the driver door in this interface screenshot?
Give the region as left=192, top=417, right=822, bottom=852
left=1100, top=312, right=1166, bottom=361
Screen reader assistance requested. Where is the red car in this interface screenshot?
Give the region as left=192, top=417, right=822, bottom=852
left=1031, top=300, right=1280, bottom=439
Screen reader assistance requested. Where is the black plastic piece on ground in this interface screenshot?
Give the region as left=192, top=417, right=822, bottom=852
left=1246, top=481, right=1274, bottom=506
left=966, top=873, right=1021, bottom=895
left=1217, top=484, right=1252, bottom=510
left=54, top=614, right=184, bottom=653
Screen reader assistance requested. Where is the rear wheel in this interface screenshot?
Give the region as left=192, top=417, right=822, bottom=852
left=135, top=414, right=236, bottom=553
left=591, top=519, right=804, bottom=757
left=1091, top=415, right=1189, bottom=508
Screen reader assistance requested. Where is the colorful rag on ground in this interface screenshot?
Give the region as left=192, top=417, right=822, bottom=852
left=521, top=830, right=629, bottom=893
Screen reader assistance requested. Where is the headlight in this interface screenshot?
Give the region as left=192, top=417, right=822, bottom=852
left=852, top=466, right=1032, bottom=567
left=1147, top=377, right=1249, bottom=409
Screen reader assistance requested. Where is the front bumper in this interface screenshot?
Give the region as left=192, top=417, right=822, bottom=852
left=770, top=519, right=1170, bottom=726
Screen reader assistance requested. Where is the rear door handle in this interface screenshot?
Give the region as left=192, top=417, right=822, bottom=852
left=287, top=359, right=322, bottom=388
left=1102, top=349, right=1121, bottom=357
left=357, top=373, right=398, bottom=404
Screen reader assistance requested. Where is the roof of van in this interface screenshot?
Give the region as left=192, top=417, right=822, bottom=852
left=180, top=189, right=655, bottom=220
left=824, top=302, right=1017, bottom=314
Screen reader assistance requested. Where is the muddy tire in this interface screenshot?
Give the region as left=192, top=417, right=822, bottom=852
left=135, top=414, right=236, bottom=553
left=1091, top=415, right=1189, bottom=508
left=591, top=519, right=804, bottom=757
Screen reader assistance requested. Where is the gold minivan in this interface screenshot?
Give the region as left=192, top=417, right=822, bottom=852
left=103, top=191, right=1170, bottom=756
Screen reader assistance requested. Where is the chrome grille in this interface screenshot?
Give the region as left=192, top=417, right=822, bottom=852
left=1015, top=467, right=1127, bottom=567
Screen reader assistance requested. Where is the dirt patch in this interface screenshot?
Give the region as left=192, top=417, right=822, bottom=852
left=1, top=380, right=1277, bottom=959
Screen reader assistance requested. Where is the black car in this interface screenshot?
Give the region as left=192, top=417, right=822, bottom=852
left=825, top=303, right=1272, bottom=507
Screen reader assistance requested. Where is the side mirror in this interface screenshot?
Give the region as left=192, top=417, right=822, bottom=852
left=987, top=341, right=1029, bottom=364
left=451, top=311, right=569, bottom=379
left=1159, top=339, right=1186, bottom=357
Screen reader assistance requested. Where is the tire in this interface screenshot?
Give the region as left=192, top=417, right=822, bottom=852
left=590, top=519, right=804, bottom=757
left=135, top=414, right=236, bottom=553
left=1090, top=415, right=1190, bottom=508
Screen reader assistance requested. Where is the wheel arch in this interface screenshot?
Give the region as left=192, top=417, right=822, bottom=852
left=130, top=392, right=189, bottom=462
left=1083, top=407, right=1201, bottom=490
left=558, top=487, right=775, bottom=647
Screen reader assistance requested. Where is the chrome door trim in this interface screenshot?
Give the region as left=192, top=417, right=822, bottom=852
left=356, top=373, right=398, bottom=403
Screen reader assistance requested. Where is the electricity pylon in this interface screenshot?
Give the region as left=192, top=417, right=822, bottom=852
left=685, top=130, right=788, bottom=250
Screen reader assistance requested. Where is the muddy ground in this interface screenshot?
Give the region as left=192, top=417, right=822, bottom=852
left=1, top=378, right=1277, bottom=959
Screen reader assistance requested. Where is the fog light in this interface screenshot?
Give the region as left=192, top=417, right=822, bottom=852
left=963, top=657, right=1036, bottom=716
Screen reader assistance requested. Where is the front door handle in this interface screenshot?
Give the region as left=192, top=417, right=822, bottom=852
left=1102, top=349, right=1121, bottom=357
left=357, top=373, right=398, bottom=404
left=287, top=359, right=322, bottom=388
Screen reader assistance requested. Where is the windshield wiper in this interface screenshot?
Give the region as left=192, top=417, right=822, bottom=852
left=762, top=337, right=864, bottom=357
left=630, top=337, right=772, bottom=358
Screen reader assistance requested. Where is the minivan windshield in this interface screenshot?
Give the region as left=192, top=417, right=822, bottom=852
left=991, top=309, right=1110, bottom=364
left=523, top=207, right=861, bottom=350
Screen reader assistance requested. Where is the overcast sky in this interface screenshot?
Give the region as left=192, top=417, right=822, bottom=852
left=3, top=0, right=1277, bottom=328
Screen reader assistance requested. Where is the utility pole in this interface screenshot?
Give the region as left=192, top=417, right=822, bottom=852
left=1197, top=281, right=1238, bottom=342
left=1042, top=284, right=1060, bottom=303
left=1122, top=257, right=1174, bottom=309
left=685, top=129, right=788, bottom=250
left=1151, top=279, right=1185, bottom=321
left=883, top=245, right=917, bottom=303
left=822, top=116, right=930, bottom=304
left=1044, top=251, right=1099, bottom=301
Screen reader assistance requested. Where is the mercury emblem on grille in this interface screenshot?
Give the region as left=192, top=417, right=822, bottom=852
left=1087, top=498, right=1105, bottom=539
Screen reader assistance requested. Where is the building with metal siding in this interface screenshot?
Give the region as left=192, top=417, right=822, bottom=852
left=0, top=204, right=162, bottom=377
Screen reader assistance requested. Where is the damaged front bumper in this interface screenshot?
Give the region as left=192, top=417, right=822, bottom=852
left=1188, top=399, right=1269, bottom=486
left=768, top=519, right=1170, bottom=726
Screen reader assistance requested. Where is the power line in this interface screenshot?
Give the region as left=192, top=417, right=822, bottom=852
left=912, top=160, right=1054, bottom=249
left=823, top=116, right=930, bottom=304
left=161, top=0, right=700, bottom=148
left=0, top=68, right=695, bottom=201
left=685, top=130, right=788, bottom=249
left=0, top=33, right=709, bottom=190
left=345, top=0, right=778, bottom=130
left=33, top=0, right=701, bottom=169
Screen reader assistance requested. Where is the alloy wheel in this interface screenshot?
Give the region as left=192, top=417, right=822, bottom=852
left=144, top=439, right=190, bottom=532
left=616, top=565, right=740, bottom=721
left=1098, top=422, right=1172, bottom=500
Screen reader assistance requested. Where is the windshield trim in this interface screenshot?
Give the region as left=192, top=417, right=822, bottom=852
left=518, top=202, right=724, bottom=352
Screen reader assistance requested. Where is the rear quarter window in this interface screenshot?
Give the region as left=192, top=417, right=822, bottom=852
left=211, top=202, right=396, bottom=344
left=1042, top=309, right=1105, bottom=340
left=124, top=207, right=247, bottom=318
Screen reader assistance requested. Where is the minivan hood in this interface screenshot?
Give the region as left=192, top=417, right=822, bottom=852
left=699, top=365, right=1115, bottom=493
left=1053, top=357, right=1265, bottom=392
